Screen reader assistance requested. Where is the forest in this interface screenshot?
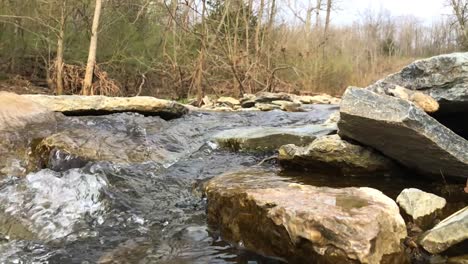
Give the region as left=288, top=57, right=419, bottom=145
left=0, top=0, right=467, bottom=102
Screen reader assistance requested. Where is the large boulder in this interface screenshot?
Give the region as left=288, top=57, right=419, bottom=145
left=338, top=87, right=468, bottom=179
left=204, top=169, right=407, bottom=264
left=419, top=206, right=468, bottom=254
left=278, top=135, right=397, bottom=175
left=0, top=92, right=59, bottom=176
left=213, top=124, right=336, bottom=152
left=396, top=188, right=447, bottom=230
left=22, top=95, right=188, bottom=119
left=367, top=53, right=468, bottom=113
left=0, top=92, right=57, bottom=131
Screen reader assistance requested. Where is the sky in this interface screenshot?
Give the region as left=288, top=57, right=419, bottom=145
left=332, top=0, right=452, bottom=24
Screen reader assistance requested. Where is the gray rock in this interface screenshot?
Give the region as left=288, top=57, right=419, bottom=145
left=255, top=92, right=293, bottom=103
left=214, top=124, right=336, bottom=152
left=396, top=188, right=446, bottom=229
left=204, top=169, right=407, bottom=264
left=419, top=206, right=468, bottom=254
left=279, top=135, right=397, bottom=175
left=338, top=87, right=468, bottom=179
left=367, top=53, right=468, bottom=113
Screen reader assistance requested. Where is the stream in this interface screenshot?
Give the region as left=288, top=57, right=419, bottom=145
left=0, top=106, right=463, bottom=263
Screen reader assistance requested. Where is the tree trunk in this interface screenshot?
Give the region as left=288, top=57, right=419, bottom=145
left=315, top=0, right=322, bottom=28
left=55, top=0, right=67, bottom=95
left=82, top=0, right=102, bottom=95
left=324, top=0, right=332, bottom=36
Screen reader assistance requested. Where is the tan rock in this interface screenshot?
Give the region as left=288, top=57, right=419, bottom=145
left=0, top=92, right=56, bottom=131
left=396, top=188, right=446, bottom=229
left=255, top=103, right=280, bottom=111
left=279, top=135, right=396, bottom=175
left=22, top=94, right=188, bottom=119
left=419, top=206, right=468, bottom=254
left=448, top=255, right=468, bottom=264
left=271, top=100, right=304, bottom=112
left=296, top=94, right=341, bottom=105
left=204, top=169, right=407, bottom=264
left=216, top=96, right=240, bottom=107
left=388, top=85, right=439, bottom=113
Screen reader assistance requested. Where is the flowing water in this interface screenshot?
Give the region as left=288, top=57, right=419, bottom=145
left=0, top=106, right=464, bottom=263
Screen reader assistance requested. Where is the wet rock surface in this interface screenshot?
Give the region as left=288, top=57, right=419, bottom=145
left=419, top=206, right=468, bottom=254
left=23, top=94, right=188, bottom=119
left=338, top=87, right=468, bottom=179
left=279, top=135, right=398, bottom=175
left=204, top=169, right=408, bottom=264
left=214, top=124, right=336, bottom=152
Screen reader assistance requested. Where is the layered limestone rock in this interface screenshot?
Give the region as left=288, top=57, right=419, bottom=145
left=338, top=87, right=468, bottom=179
left=23, top=94, right=188, bottom=119
left=204, top=169, right=407, bottom=264
left=213, top=124, right=336, bottom=152
left=279, top=135, right=397, bottom=175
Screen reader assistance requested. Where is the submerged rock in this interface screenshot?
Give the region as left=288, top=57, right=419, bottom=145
left=214, top=124, right=336, bottom=152
left=419, top=206, right=468, bottom=254
left=279, top=135, right=397, bottom=175
left=367, top=52, right=468, bottom=113
left=0, top=168, right=108, bottom=242
left=396, top=188, right=446, bottom=229
left=23, top=94, right=188, bottom=119
left=338, top=87, right=468, bottom=179
left=204, top=169, right=407, bottom=264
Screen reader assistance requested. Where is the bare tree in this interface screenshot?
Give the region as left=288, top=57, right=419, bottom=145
left=448, top=0, right=468, bottom=48
left=82, top=0, right=102, bottom=95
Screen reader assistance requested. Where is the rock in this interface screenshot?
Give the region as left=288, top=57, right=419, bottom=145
left=271, top=100, right=304, bottom=112
left=0, top=92, right=59, bottom=177
left=216, top=96, right=240, bottom=107
left=385, top=85, right=440, bottom=113
left=338, top=87, right=468, bottom=179
left=367, top=53, right=468, bottom=113
left=22, top=94, right=188, bottom=119
left=448, top=255, right=468, bottom=264
left=0, top=168, right=108, bottom=241
left=33, top=127, right=159, bottom=166
left=255, top=103, right=281, bottom=111
left=204, top=169, right=407, bottom=264
left=240, top=94, right=256, bottom=108
left=296, top=94, right=342, bottom=105
left=214, top=124, right=337, bottom=152
left=279, top=135, right=397, bottom=175
left=396, top=188, right=446, bottom=229
left=255, top=92, right=293, bottom=103
left=324, top=111, right=340, bottom=125
left=419, top=206, right=468, bottom=254
left=0, top=92, right=57, bottom=131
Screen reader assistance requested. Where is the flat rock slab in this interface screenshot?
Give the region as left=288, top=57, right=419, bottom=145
left=213, top=124, right=337, bottom=152
left=204, top=169, right=407, bottom=264
left=367, top=52, right=468, bottom=113
left=23, top=95, right=188, bottom=119
left=419, top=206, right=468, bottom=254
left=338, top=87, right=468, bottom=178
left=279, top=135, right=397, bottom=175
